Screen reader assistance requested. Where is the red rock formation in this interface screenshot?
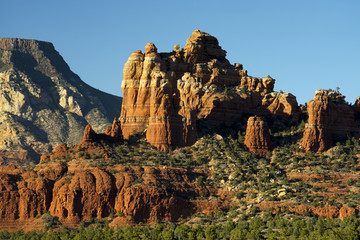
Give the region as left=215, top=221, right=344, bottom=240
left=120, top=30, right=298, bottom=151
left=338, top=206, right=356, bottom=220
left=261, top=91, right=298, bottom=116
left=0, top=167, right=53, bottom=222
left=0, top=162, right=229, bottom=231
left=105, top=118, right=123, bottom=141
left=82, top=119, right=123, bottom=144
left=83, top=124, right=98, bottom=142
left=41, top=120, right=124, bottom=162
left=244, top=116, right=273, bottom=157
left=302, top=89, right=357, bottom=153
left=289, top=204, right=356, bottom=219
left=257, top=201, right=356, bottom=219
left=183, top=30, right=228, bottom=66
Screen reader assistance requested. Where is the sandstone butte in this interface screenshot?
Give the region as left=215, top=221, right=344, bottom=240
left=120, top=29, right=299, bottom=151
left=302, top=89, right=360, bottom=153
left=244, top=116, right=273, bottom=157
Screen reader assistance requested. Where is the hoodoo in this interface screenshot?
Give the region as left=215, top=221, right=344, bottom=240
left=120, top=30, right=298, bottom=150
left=302, top=89, right=358, bottom=152
left=244, top=116, right=273, bottom=157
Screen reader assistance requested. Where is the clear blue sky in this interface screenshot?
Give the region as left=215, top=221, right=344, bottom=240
left=1, top=0, right=359, bottom=104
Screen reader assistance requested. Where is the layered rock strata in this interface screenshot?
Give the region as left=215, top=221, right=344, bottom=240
left=302, top=89, right=358, bottom=152
left=244, top=116, right=273, bottom=157
left=0, top=38, right=122, bottom=165
left=0, top=161, right=229, bottom=230
left=120, top=30, right=298, bottom=150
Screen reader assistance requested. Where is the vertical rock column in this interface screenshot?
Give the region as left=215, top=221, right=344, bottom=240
left=120, top=50, right=146, bottom=138
left=244, top=116, right=273, bottom=157
left=302, top=90, right=334, bottom=153
left=147, top=70, right=175, bottom=151
left=302, top=89, right=356, bottom=153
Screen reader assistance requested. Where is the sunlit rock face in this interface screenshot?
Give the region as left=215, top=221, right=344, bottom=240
left=120, top=30, right=298, bottom=151
left=302, top=89, right=358, bottom=153
left=0, top=162, right=225, bottom=229
left=244, top=116, right=273, bottom=157
left=0, top=38, right=122, bottom=165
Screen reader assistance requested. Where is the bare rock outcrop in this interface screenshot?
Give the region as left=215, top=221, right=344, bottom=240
left=302, top=89, right=358, bottom=152
left=0, top=162, right=229, bottom=231
left=83, top=125, right=98, bottom=142
left=244, top=116, right=273, bottom=157
left=261, top=91, right=298, bottom=116
left=120, top=30, right=298, bottom=151
left=0, top=38, right=122, bottom=166
left=82, top=119, right=123, bottom=144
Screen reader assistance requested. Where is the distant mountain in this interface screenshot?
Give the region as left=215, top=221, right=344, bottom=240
left=0, top=38, right=121, bottom=166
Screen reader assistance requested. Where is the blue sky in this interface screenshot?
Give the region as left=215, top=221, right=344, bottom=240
left=1, top=0, right=359, bottom=104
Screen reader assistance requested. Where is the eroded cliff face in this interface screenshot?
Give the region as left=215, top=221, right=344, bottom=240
left=120, top=30, right=298, bottom=150
left=244, top=116, right=273, bottom=157
left=302, top=89, right=358, bottom=153
left=0, top=38, right=122, bottom=165
left=0, top=161, right=229, bottom=229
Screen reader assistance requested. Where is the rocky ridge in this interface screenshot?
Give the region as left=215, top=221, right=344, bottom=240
left=0, top=38, right=122, bottom=165
left=120, top=30, right=298, bottom=151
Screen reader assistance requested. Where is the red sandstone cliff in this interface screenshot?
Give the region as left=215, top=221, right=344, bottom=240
left=0, top=161, right=229, bottom=230
left=120, top=30, right=298, bottom=151
left=302, top=89, right=357, bottom=152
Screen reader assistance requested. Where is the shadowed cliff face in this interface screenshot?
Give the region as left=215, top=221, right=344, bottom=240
left=0, top=38, right=122, bottom=166
left=120, top=30, right=299, bottom=151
